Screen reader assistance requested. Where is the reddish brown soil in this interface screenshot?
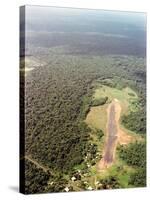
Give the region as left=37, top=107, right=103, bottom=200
left=98, top=99, right=134, bottom=170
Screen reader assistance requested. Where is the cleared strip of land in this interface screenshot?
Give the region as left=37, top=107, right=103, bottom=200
left=25, top=155, right=49, bottom=173
left=98, top=99, right=133, bottom=170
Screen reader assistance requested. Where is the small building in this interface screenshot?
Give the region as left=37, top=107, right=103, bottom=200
left=64, top=187, right=69, bottom=192
left=87, top=186, right=93, bottom=190
left=71, top=176, right=76, bottom=181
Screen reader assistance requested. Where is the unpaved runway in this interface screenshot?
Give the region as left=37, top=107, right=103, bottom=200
left=103, top=103, right=118, bottom=163
left=98, top=99, right=121, bottom=169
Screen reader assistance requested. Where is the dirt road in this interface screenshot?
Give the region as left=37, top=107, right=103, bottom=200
left=98, top=99, right=122, bottom=170
left=103, top=102, right=118, bottom=164
left=25, top=155, right=49, bottom=173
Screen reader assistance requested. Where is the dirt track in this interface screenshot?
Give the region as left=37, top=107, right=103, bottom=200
left=103, top=102, right=118, bottom=164
left=25, top=155, right=49, bottom=173
left=98, top=99, right=133, bottom=170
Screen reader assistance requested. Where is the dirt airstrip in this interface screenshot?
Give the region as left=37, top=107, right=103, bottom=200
left=98, top=99, right=134, bottom=170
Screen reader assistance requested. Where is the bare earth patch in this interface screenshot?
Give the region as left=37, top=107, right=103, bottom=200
left=25, top=67, right=34, bottom=72
left=20, top=57, right=47, bottom=75
left=97, top=99, right=134, bottom=171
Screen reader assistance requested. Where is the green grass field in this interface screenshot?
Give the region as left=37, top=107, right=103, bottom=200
left=93, top=85, right=138, bottom=114
left=83, top=84, right=141, bottom=189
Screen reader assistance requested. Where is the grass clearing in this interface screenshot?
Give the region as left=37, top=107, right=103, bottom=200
left=94, top=153, right=135, bottom=188
left=93, top=85, right=138, bottom=115
left=85, top=104, right=107, bottom=133
left=83, top=84, right=140, bottom=189
left=85, top=84, right=138, bottom=135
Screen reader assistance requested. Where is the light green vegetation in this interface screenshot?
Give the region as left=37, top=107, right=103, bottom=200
left=83, top=83, right=144, bottom=189
left=66, top=155, right=136, bottom=190
left=85, top=104, right=107, bottom=133
left=85, top=84, right=140, bottom=140
left=93, top=84, right=138, bottom=115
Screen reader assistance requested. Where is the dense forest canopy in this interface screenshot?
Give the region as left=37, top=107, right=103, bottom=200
left=21, top=7, right=146, bottom=57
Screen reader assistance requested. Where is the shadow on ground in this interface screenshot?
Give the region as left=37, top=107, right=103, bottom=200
left=9, top=186, right=19, bottom=193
